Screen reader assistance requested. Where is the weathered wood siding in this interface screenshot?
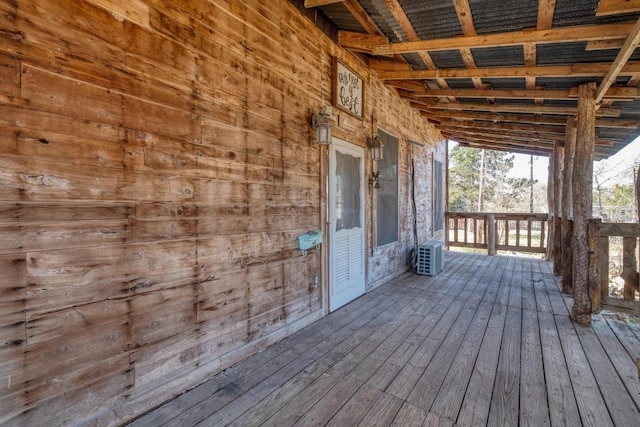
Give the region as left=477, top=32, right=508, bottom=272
left=0, top=0, right=444, bottom=425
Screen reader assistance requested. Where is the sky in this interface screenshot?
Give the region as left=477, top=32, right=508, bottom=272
left=502, top=134, right=640, bottom=185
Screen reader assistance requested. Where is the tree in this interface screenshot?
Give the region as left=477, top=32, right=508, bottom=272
left=448, top=145, right=536, bottom=212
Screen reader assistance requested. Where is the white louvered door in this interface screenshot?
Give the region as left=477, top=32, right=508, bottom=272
left=329, top=138, right=365, bottom=312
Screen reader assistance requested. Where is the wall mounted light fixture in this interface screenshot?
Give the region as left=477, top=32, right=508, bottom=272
left=367, top=135, right=384, bottom=161
left=311, top=106, right=334, bottom=145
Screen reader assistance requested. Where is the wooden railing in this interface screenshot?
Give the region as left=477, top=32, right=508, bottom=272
left=588, top=220, right=640, bottom=311
left=446, top=212, right=549, bottom=255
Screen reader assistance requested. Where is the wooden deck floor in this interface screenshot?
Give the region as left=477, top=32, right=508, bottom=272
left=128, top=251, right=640, bottom=427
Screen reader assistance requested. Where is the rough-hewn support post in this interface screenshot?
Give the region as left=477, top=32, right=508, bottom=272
left=553, top=140, right=564, bottom=276
left=546, top=153, right=554, bottom=261
left=571, top=82, right=596, bottom=326
left=562, top=117, right=576, bottom=294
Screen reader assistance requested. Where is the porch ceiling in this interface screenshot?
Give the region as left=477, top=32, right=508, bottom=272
left=304, top=0, right=640, bottom=159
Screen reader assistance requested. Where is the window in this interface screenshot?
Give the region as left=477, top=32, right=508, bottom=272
left=376, top=130, right=399, bottom=246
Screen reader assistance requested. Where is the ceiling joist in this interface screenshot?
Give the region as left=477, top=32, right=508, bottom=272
left=595, top=16, right=640, bottom=104
left=359, top=23, right=637, bottom=55
left=427, top=111, right=639, bottom=129
left=376, top=62, right=640, bottom=80
left=411, top=100, right=621, bottom=117
left=407, top=86, right=640, bottom=100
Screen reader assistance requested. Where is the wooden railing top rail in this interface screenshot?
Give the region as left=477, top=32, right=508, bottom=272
left=598, top=222, right=639, bottom=237
left=446, top=211, right=549, bottom=256
left=446, top=212, right=550, bottom=220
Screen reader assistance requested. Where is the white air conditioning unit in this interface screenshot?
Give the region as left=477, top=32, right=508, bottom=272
left=416, top=241, right=444, bottom=275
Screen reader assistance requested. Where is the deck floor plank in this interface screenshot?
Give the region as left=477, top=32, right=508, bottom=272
left=127, top=251, right=640, bottom=427
left=591, top=316, right=640, bottom=411
left=519, top=307, right=551, bottom=426
left=538, top=312, right=582, bottom=427
left=576, top=316, right=640, bottom=427
left=555, top=314, right=615, bottom=427
left=357, top=392, right=403, bottom=427
left=487, top=305, right=522, bottom=427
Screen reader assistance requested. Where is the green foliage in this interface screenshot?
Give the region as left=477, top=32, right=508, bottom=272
left=448, top=145, right=537, bottom=212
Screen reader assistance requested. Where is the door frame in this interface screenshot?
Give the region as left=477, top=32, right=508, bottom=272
left=328, top=137, right=366, bottom=312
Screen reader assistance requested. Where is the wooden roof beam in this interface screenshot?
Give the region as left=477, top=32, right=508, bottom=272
left=304, top=0, right=344, bottom=7
left=416, top=88, right=570, bottom=100
left=595, top=16, right=640, bottom=105
left=438, top=127, right=565, bottom=143
left=368, top=58, right=412, bottom=71
left=339, top=31, right=389, bottom=52
left=570, top=86, right=640, bottom=99
left=376, top=62, right=640, bottom=80
left=596, top=0, right=640, bottom=16
left=368, top=23, right=636, bottom=55
left=410, top=100, right=621, bottom=116
left=343, top=0, right=383, bottom=35
left=411, top=87, right=640, bottom=100
left=537, top=0, right=557, bottom=30
left=426, top=111, right=639, bottom=128
left=451, top=1, right=486, bottom=90
left=441, top=133, right=555, bottom=152
left=437, top=120, right=567, bottom=135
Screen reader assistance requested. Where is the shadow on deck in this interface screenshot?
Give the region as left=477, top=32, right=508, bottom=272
left=128, top=251, right=640, bottom=426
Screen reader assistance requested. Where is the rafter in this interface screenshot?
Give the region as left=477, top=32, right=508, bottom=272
left=411, top=87, right=640, bottom=100
left=366, top=23, right=635, bottom=55
left=376, top=62, right=640, bottom=80
left=441, top=132, right=555, bottom=150
left=452, top=0, right=485, bottom=90
left=343, top=0, right=382, bottom=35
left=382, top=0, right=454, bottom=99
left=410, top=100, right=621, bottom=117
left=427, top=111, right=638, bottom=128
left=439, top=126, right=565, bottom=143
left=537, top=0, right=557, bottom=30
left=338, top=32, right=389, bottom=52
left=415, top=88, right=571, bottom=100
left=570, top=86, right=640, bottom=99
left=437, top=120, right=567, bottom=135
left=304, top=0, right=344, bottom=7
left=595, top=16, right=640, bottom=104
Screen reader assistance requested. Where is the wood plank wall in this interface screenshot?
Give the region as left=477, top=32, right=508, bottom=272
left=0, top=0, right=445, bottom=425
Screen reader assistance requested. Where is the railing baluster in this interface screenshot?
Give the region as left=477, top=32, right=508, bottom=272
left=527, top=220, right=532, bottom=249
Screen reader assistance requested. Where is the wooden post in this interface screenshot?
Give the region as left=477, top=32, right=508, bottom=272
left=588, top=219, right=601, bottom=313
left=571, top=82, right=596, bottom=326
left=599, top=235, right=610, bottom=298
left=562, top=117, right=576, bottom=294
left=622, top=237, right=638, bottom=300
left=546, top=153, right=555, bottom=261
left=487, top=213, right=496, bottom=256
left=553, top=140, right=564, bottom=275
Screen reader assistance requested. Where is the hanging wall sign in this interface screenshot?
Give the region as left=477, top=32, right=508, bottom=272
left=334, top=59, right=364, bottom=120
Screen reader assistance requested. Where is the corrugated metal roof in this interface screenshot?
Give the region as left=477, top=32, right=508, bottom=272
left=430, top=51, right=467, bottom=69
left=398, top=0, right=463, bottom=40
left=472, top=46, right=525, bottom=67
left=469, top=0, right=539, bottom=35
left=308, top=0, right=640, bottom=158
